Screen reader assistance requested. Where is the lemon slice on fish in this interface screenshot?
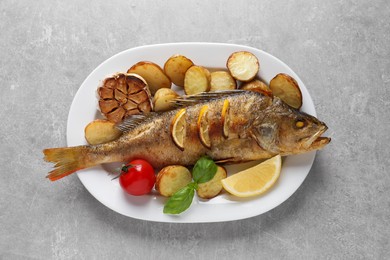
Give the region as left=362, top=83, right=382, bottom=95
left=171, top=108, right=186, bottom=150
left=197, top=105, right=211, bottom=148
left=221, top=155, right=282, bottom=197
left=221, top=99, right=230, bottom=138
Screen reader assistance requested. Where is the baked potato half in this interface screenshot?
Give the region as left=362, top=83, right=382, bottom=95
left=227, top=51, right=259, bottom=82
left=240, top=79, right=272, bottom=97
left=184, top=65, right=211, bottom=95
left=269, top=73, right=302, bottom=109
left=156, top=165, right=192, bottom=197
left=210, top=71, right=237, bottom=92
left=197, top=166, right=227, bottom=199
left=84, top=119, right=122, bottom=145
left=164, top=54, right=194, bottom=87
left=153, top=88, right=180, bottom=112
left=127, top=61, right=171, bottom=95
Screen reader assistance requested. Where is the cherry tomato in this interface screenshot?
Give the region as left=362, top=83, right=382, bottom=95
left=119, top=159, right=156, bottom=196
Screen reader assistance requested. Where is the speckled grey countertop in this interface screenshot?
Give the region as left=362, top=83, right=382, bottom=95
left=1, top=0, right=389, bottom=259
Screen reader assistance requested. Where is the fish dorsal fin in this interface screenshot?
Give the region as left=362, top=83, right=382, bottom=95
left=172, top=90, right=246, bottom=107
left=116, top=113, right=157, bottom=132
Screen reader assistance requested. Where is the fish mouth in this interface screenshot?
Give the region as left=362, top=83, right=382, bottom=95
left=302, top=125, right=331, bottom=150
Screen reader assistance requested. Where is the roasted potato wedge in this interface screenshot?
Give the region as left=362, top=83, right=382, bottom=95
left=210, top=71, right=237, bottom=92
left=127, top=61, right=171, bottom=95
left=240, top=79, right=272, bottom=97
left=269, top=73, right=302, bottom=109
left=184, top=65, right=211, bottom=95
left=227, top=51, right=259, bottom=82
left=84, top=119, right=122, bottom=145
left=197, top=166, right=227, bottom=199
left=97, top=73, right=153, bottom=123
left=156, top=165, right=192, bottom=197
left=164, top=55, right=194, bottom=87
left=153, top=88, right=180, bottom=112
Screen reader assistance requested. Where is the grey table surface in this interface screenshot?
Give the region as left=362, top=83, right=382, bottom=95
left=1, top=0, right=389, bottom=259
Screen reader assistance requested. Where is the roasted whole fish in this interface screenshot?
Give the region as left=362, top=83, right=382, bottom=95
left=44, top=90, right=330, bottom=181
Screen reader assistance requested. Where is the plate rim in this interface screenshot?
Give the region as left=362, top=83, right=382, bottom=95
left=67, top=42, right=317, bottom=223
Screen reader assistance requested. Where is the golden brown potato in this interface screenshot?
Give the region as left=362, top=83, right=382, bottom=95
left=156, top=165, right=192, bottom=197
left=197, top=166, right=227, bottom=199
left=127, top=61, right=171, bottom=95
left=153, top=88, right=180, bottom=112
left=210, top=71, right=237, bottom=92
left=227, top=51, right=259, bottom=82
left=240, top=79, right=272, bottom=97
left=184, top=66, right=211, bottom=95
left=84, top=119, right=122, bottom=145
left=163, top=55, right=194, bottom=87
left=269, top=73, right=302, bottom=109
left=97, top=73, right=153, bottom=123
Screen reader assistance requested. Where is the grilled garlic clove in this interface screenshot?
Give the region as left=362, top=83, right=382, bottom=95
left=97, top=73, right=153, bottom=123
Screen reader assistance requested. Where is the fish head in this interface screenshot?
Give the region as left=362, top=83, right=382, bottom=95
left=252, top=97, right=330, bottom=154
left=277, top=109, right=330, bottom=154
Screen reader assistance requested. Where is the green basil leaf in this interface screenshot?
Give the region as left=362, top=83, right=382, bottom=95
left=188, top=182, right=198, bottom=190
left=163, top=184, right=195, bottom=215
left=192, top=156, right=218, bottom=184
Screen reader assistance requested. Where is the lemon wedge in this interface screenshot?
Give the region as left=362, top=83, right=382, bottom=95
left=171, top=108, right=186, bottom=150
left=221, top=155, right=282, bottom=197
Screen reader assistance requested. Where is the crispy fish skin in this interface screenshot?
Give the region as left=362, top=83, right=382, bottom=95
left=43, top=91, right=330, bottom=181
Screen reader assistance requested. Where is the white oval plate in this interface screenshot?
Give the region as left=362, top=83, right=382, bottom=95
left=67, top=42, right=317, bottom=223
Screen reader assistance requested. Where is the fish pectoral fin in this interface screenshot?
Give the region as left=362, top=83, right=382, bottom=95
left=172, top=90, right=245, bottom=107
left=116, top=113, right=158, bottom=132
left=214, top=157, right=236, bottom=164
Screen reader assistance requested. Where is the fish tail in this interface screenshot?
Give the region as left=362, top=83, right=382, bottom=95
left=43, top=146, right=92, bottom=181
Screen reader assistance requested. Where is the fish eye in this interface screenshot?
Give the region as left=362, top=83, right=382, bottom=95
left=295, top=120, right=306, bottom=129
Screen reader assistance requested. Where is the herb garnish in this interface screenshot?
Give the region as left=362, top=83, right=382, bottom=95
left=163, top=156, right=217, bottom=214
